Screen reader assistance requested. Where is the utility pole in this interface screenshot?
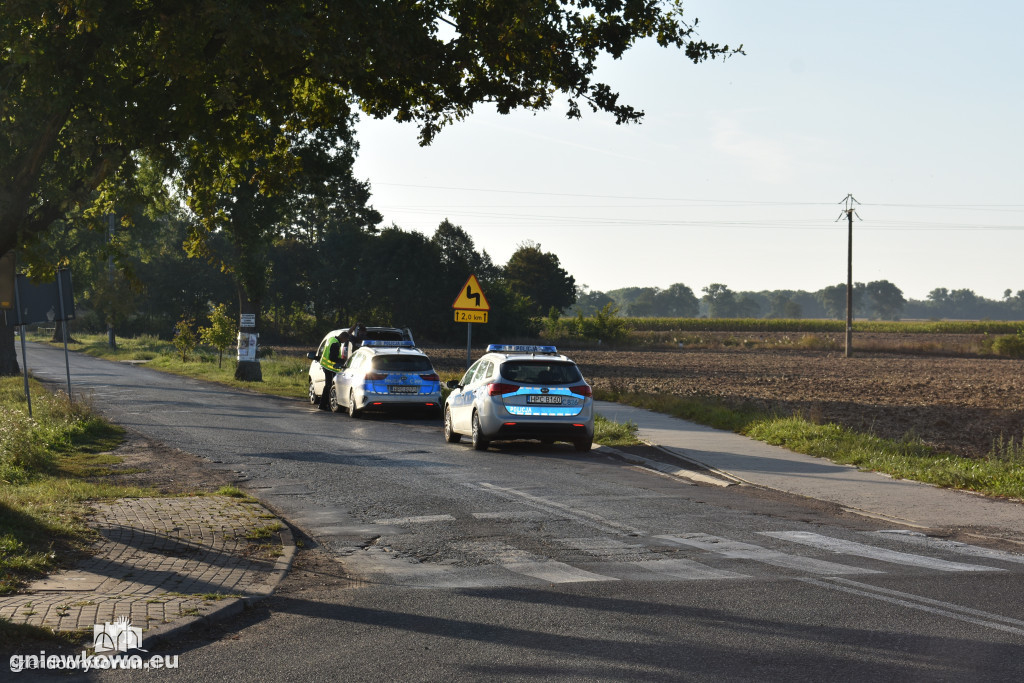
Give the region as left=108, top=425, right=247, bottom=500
left=837, top=195, right=860, bottom=358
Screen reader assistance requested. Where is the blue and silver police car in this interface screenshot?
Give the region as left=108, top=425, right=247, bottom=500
left=443, top=345, right=594, bottom=452
left=329, top=341, right=442, bottom=417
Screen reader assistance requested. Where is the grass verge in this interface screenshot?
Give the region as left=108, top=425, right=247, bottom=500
left=595, top=388, right=1024, bottom=500
left=1, top=376, right=152, bottom=644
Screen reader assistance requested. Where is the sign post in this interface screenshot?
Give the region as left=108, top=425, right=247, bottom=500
left=452, top=274, right=491, bottom=370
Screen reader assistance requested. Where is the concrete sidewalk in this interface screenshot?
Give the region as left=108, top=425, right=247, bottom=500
left=596, top=400, right=1024, bottom=541
left=0, top=496, right=294, bottom=645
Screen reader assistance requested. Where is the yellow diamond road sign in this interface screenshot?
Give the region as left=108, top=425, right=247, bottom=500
left=452, top=274, right=490, bottom=311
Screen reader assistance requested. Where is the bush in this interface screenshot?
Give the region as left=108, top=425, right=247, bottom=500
left=991, top=333, right=1024, bottom=358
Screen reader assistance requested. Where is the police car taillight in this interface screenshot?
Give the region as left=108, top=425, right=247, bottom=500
left=419, top=373, right=440, bottom=382
left=569, top=384, right=592, bottom=397
left=366, top=372, right=387, bottom=380
left=487, top=382, right=519, bottom=396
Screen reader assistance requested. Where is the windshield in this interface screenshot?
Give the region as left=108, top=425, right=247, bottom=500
left=372, top=355, right=433, bottom=372
left=499, top=361, right=582, bottom=385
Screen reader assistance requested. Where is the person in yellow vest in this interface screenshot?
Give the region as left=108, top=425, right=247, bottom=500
left=318, top=330, right=351, bottom=410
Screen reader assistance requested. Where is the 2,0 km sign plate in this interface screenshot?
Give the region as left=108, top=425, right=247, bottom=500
left=454, top=310, right=488, bottom=324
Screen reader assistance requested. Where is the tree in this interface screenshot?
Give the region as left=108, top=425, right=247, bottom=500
left=199, top=303, right=237, bottom=369
left=504, top=242, right=577, bottom=317
left=568, top=287, right=615, bottom=317
left=1, top=1, right=737, bottom=374
left=864, top=280, right=905, bottom=320
left=701, top=284, right=736, bottom=319
left=653, top=283, right=700, bottom=318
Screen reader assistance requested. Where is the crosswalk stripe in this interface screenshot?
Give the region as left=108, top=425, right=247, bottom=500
left=597, top=558, right=749, bottom=581
left=656, top=533, right=881, bottom=576
left=763, top=531, right=1005, bottom=572
left=502, top=560, right=617, bottom=584
left=371, top=514, right=456, bottom=525
left=871, top=530, right=1024, bottom=565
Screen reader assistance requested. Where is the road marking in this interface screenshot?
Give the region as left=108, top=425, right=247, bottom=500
left=469, top=483, right=645, bottom=536
left=465, top=540, right=617, bottom=584
left=372, top=514, right=456, bottom=525
left=472, top=511, right=551, bottom=521
left=872, top=530, right=1024, bottom=565
left=763, top=531, right=1005, bottom=572
left=599, top=558, right=749, bottom=581
left=802, top=577, right=1024, bottom=637
left=558, top=537, right=651, bottom=557
left=656, top=534, right=880, bottom=576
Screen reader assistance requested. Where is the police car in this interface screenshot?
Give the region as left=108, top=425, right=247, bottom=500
left=443, top=345, right=594, bottom=452
left=307, top=326, right=414, bottom=406
left=328, top=341, right=442, bottom=417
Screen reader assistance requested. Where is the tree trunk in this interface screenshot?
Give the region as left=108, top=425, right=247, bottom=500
left=234, top=284, right=262, bottom=382
left=50, top=320, right=78, bottom=344
left=0, top=324, right=20, bottom=376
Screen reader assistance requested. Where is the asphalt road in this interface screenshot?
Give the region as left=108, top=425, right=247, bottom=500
left=21, top=343, right=1024, bottom=681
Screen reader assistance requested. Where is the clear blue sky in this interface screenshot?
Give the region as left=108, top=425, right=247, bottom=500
left=353, top=1, right=1024, bottom=302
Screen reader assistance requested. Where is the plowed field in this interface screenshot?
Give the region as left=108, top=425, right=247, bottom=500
left=424, top=342, right=1024, bottom=459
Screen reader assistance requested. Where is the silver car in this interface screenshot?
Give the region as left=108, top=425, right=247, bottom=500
left=329, top=341, right=442, bottom=417
left=443, top=344, right=594, bottom=452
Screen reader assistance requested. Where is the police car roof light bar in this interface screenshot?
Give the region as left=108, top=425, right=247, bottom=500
left=486, top=344, right=558, bottom=354
left=364, top=340, right=415, bottom=348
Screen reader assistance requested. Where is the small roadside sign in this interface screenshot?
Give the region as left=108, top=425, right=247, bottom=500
left=452, top=274, right=490, bottom=312
left=239, top=314, right=256, bottom=328
left=455, top=310, right=488, bottom=324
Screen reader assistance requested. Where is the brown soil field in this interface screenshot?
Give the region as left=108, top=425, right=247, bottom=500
left=422, top=339, right=1024, bottom=459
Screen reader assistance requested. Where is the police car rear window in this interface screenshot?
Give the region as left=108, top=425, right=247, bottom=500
left=500, top=361, right=582, bottom=384
left=372, top=355, right=433, bottom=372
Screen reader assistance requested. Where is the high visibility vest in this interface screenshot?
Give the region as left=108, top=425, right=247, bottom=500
left=320, top=336, right=343, bottom=373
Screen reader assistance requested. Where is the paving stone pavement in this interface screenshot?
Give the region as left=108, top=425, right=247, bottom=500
left=0, top=496, right=294, bottom=644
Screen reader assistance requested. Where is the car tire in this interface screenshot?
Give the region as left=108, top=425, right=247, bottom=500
left=308, top=379, right=319, bottom=405
left=471, top=412, right=489, bottom=451
left=329, top=385, right=343, bottom=413
left=574, top=438, right=593, bottom=453
left=444, top=408, right=462, bottom=443
left=347, top=390, right=360, bottom=418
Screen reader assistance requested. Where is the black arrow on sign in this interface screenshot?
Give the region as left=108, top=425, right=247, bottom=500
left=466, top=285, right=481, bottom=307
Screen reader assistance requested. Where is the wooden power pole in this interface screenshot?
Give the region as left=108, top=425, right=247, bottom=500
left=838, top=194, right=860, bottom=358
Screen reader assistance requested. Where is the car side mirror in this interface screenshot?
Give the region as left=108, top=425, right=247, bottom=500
left=306, top=352, right=317, bottom=360
left=446, top=380, right=461, bottom=390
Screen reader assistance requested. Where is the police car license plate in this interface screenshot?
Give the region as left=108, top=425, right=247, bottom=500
left=388, top=385, right=419, bottom=394
left=527, top=395, right=562, bottom=405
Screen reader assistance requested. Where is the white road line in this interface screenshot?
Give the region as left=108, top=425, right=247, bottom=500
left=502, top=560, right=617, bottom=584
left=471, top=511, right=551, bottom=521
left=558, top=537, right=651, bottom=557
left=872, top=530, right=1024, bottom=565
left=802, top=577, right=1024, bottom=637
left=599, top=558, right=749, bottom=582
left=371, top=514, right=456, bottom=525
left=656, top=533, right=881, bottom=576
left=469, top=483, right=645, bottom=536
left=764, top=531, right=1005, bottom=572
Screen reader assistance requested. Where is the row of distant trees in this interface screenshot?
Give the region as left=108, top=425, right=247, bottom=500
left=567, top=282, right=1024, bottom=321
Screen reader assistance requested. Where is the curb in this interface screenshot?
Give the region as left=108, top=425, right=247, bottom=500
left=128, top=511, right=297, bottom=650
left=597, top=444, right=737, bottom=487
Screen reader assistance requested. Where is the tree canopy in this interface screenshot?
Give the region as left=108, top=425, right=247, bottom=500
left=0, top=0, right=738, bottom=258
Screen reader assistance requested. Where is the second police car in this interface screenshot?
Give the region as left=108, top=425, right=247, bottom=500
left=329, top=340, right=442, bottom=417
left=443, top=344, right=595, bottom=452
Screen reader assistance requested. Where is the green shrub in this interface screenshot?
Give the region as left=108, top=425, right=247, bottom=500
left=991, top=333, right=1024, bottom=358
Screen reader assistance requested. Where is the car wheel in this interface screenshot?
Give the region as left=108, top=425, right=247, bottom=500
left=308, top=379, right=319, bottom=405
left=574, top=438, right=593, bottom=453
left=347, top=390, right=360, bottom=418
left=329, top=385, right=343, bottom=413
left=444, top=408, right=462, bottom=443
left=471, top=412, right=489, bottom=451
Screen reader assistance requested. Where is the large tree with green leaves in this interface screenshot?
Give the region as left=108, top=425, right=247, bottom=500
left=505, top=241, right=577, bottom=317
left=1, top=1, right=736, bottom=373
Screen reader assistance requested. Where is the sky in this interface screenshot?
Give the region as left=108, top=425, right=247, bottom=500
left=352, top=1, right=1024, bottom=302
